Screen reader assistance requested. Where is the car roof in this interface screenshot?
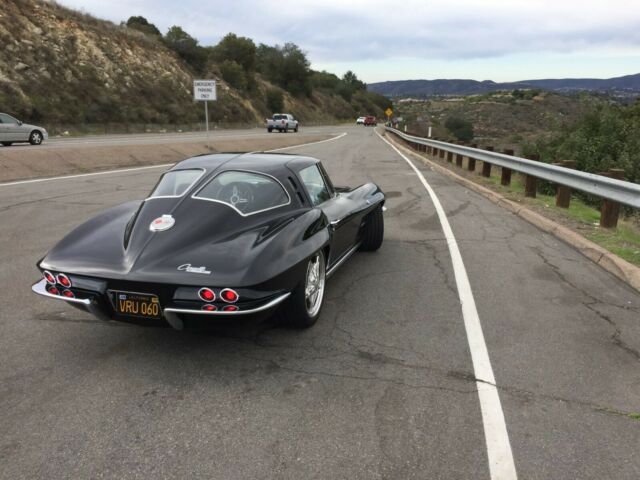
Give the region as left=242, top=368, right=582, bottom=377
left=172, top=152, right=320, bottom=176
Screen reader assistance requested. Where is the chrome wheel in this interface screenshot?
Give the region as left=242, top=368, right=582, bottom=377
left=304, top=251, right=325, bottom=317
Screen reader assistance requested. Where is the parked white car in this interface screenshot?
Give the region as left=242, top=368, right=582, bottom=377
left=356, top=116, right=365, bottom=125
left=0, top=113, right=48, bottom=146
left=267, top=114, right=298, bottom=133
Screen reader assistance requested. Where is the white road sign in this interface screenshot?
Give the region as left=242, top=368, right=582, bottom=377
left=194, top=80, right=217, bottom=101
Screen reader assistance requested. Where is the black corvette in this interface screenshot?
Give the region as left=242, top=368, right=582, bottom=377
left=32, top=152, right=385, bottom=329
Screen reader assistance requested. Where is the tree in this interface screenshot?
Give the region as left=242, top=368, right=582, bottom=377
left=280, top=43, right=311, bottom=96
left=126, top=16, right=161, bottom=37
left=445, top=117, right=474, bottom=142
left=220, top=60, right=247, bottom=91
left=163, top=26, right=207, bottom=73
left=256, top=42, right=311, bottom=96
left=212, top=33, right=257, bottom=72
left=342, top=70, right=366, bottom=91
left=265, top=88, right=284, bottom=113
left=310, top=70, right=340, bottom=90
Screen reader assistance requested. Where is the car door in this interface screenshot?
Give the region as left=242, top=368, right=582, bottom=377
left=0, top=113, right=29, bottom=142
left=297, top=163, right=360, bottom=265
left=0, top=114, right=19, bottom=141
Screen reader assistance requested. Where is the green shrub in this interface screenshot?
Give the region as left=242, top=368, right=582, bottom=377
left=444, top=116, right=474, bottom=142
left=265, top=88, right=284, bottom=113
left=220, top=60, right=247, bottom=90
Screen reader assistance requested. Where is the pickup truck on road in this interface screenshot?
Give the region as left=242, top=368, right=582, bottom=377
left=267, top=114, right=299, bottom=133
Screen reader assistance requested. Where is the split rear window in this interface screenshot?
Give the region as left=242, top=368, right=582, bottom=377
left=193, top=170, right=290, bottom=215
left=148, top=169, right=204, bottom=199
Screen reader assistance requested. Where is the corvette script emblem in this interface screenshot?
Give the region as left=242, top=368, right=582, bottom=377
left=178, top=264, right=211, bottom=275
left=149, top=214, right=175, bottom=232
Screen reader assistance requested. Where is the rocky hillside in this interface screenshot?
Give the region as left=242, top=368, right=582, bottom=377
left=0, top=0, right=389, bottom=133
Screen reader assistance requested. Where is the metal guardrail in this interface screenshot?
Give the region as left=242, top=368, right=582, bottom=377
left=385, top=127, right=640, bottom=209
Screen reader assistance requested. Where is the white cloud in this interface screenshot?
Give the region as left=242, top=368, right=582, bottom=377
left=55, top=0, right=640, bottom=80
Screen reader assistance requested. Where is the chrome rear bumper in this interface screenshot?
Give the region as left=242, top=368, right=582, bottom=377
left=31, top=278, right=290, bottom=330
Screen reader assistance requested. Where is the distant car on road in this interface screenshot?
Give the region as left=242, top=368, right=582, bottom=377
left=267, top=114, right=298, bottom=133
left=0, top=113, right=48, bottom=146
left=356, top=116, right=365, bottom=125
left=364, top=116, right=377, bottom=127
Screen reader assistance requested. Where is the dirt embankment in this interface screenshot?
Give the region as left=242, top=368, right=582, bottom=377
left=0, top=134, right=331, bottom=183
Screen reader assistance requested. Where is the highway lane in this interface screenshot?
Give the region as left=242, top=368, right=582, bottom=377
left=0, top=125, right=343, bottom=150
left=1, top=126, right=639, bottom=479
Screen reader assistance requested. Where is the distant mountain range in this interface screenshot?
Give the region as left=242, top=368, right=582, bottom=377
left=367, top=73, right=640, bottom=98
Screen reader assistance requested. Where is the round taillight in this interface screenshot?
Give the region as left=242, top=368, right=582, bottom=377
left=201, top=304, right=217, bottom=312
left=222, top=305, right=239, bottom=312
left=220, top=288, right=238, bottom=303
left=56, top=274, right=71, bottom=288
left=47, top=286, right=60, bottom=295
left=198, top=288, right=215, bottom=302
left=43, top=270, right=56, bottom=285
left=62, top=290, right=75, bottom=299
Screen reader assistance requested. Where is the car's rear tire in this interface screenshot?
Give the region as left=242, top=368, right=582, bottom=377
left=359, top=205, right=384, bottom=251
left=294, top=125, right=298, bottom=132
left=281, top=250, right=326, bottom=329
left=268, top=127, right=273, bottom=133
left=1, top=142, right=12, bottom=147
left=284, top=126, right=288, bottom=133
left=29, top=131, right=43, bottom=145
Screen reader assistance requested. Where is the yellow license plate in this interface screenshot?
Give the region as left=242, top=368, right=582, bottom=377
left=114, top=291, right=161, bottom=319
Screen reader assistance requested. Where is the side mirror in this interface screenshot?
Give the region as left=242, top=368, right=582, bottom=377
left=17, top=120, right=22, bottom=126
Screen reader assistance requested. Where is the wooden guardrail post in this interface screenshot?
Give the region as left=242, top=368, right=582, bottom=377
left=467, top=144, right=477, bottom=171
left=501, top=149, right=514, bottom=186
left=524, top=154, right=539, bottom=197
left=447, top=150, right=454, bottom=163
left=482, top=146, right=494, bottom=177
left=599, top=169, right=625, bottom=228
left=554, top=160, right=576, bottom=208
left=440, top=148, right=445, bottom=159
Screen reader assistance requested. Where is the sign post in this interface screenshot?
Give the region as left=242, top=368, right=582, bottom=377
left=385, top=107, right=393, bottom=125
left=193, top=80, right=217, bottom=150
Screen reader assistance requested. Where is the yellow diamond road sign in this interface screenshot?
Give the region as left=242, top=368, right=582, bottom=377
left=385, top=108, right=393, bottom=117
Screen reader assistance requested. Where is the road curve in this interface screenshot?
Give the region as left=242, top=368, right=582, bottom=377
left=1, top=125, right=639, bottom=479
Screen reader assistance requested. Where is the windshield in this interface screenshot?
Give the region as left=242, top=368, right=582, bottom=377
left=193, top=170, right=290, bottom=215
left=148, top=169, right=204, bottom=199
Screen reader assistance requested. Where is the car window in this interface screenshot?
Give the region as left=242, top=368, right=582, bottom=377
left=299, top=165, right=331, bottom=206
left=148, top=169, right=204, bottom=199
left=273, top=115, right=285, bottom=120
left=0, top=114, right=17, bottom=124
left=193, top=170, right=290, bottom=215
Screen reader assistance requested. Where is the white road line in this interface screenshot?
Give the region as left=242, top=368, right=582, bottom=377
left=376, top=131, right=518, bottom=480
left=266, top=132, right=347, bottom=151
left=0, top=133, right=347, bottom=188
left=0, top=164, right=175, bottom=187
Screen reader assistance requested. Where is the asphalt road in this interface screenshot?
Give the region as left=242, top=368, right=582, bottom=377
left=1, top=126, right=639, bottom=479
left=0, top=125, right=339, bottom=150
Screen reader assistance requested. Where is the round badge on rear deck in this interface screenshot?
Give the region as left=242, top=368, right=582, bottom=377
left=149, top=214, right=175, bottom=232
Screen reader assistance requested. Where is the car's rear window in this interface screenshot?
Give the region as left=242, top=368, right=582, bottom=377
left=148, top=169, right=204, bottom=199
left=273, top=115, right=286, bottom=120
left=193, top=170, right=290, bottom=215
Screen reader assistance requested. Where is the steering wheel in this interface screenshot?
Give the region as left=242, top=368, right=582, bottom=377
left=219, top=182, right=255, bottom=212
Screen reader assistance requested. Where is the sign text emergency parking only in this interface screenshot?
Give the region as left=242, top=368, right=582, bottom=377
left=194, top=80, right=217, bottom=101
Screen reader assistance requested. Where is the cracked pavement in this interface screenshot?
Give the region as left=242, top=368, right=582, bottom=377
left=1, top=126, right=639, bottom=479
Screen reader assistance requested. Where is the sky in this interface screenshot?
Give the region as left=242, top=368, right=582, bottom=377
left=56, top=0, right=640, bottom=84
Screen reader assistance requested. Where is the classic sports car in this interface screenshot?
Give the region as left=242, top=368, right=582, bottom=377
left=32, top=152, right=385, bottom=330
